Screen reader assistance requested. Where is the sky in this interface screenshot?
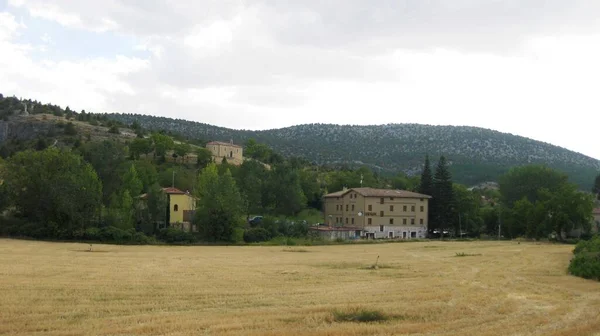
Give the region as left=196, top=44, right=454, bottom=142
left=1, top=1, right=599, bottom=159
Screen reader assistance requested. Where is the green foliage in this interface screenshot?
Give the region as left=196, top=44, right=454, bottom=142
left=173, top=143, right=191, bottom=163
left=121, top=164, right=143, bottom=197
left=194, top=163, right=246, bottom=242
left=151, top=133, right=174, bottom=159
left=145, top=183, right=168, bottom=229
left=243, top=227, right=272, bottom=243
left=431, top=156, right=454, bottom=232
left=499, top=165, right=568, bottom=206
left=157, top=227, right=197, bottom=244
left=196, top=147, right=213, bottom=168
left=332, top=308, right=389, bottom=323
left=108, top=125, right=120, bottom=134
left=267, top=164, right=307, bottom=216
left=129, top=138, right=153, bottom=159
left=419, top=154, right=433, bottom=196
left=593, top=173, right=600, bottom=200
left=106, top=190, right=134, bottom=230
left=64, top=122, right=77, bottom=136
left=79, top=140, right=128, bottom=204
left=569, top=236, right=600, bottom=281
left=2, top=148, right=102, bottom=238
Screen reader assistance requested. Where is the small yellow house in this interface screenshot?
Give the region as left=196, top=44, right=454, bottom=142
left=140, top=187, right=197, bottom=232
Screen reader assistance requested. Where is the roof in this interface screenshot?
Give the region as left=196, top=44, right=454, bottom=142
left=324, top=187, right=432, bottom=199
left=310, top=226, right=363, bottom=232
left=138, top=187, right=191, bottom=199
left=206, top=141, right=242, bottom=148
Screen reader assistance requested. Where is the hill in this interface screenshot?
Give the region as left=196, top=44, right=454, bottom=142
left=106, top=113, right=600, bottom=189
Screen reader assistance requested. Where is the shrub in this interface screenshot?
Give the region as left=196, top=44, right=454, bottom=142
left=231, top=228, right=244, bottom=243
left=158, top=228, right=197, bottom=244
left=84, top=227, right=100, bottom=240
left=98, top=226, right=132, bottom=242
left=333, top=308, right=389, bottom=323
left=243, top=228, right=272, bottom=243
left=569, top=235, right=600, bottom=281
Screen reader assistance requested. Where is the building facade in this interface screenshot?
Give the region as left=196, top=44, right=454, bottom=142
left=206, top=141, right=243, bottom=165
left=139, top=187, right=197, bottom=232
left=323, top=187, right=431, bottom=239
left=593, top=208, right=600, bottom=234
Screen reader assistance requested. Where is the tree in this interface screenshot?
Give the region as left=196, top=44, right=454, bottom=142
left=131, top=160, right=158, bottom=193
left=499, top=165, right=568, bottom=206
left=194, top=163, right=246, bottom=242
left=593, top=173, right=600, bottom=200
left=431, top=156, right=454, bottom=233
left=196, top=148, right=213, bottom=168
left=174, top=143, right=191, bottom=163
left=108, top=125, right=120, bottom=134
left=122, top=164, right=143, bottom=197
left=3, top=148, right=102, bottom=237
left=236, top=160, right=268, bottom=217
left=129, top=138, right=152, bottom=160
left=538, top=183, right=594, bottom=240
left=64, top=122, right=77, bottom=136
left=79, top=140, right=128, bottom=204
left=452, top=184, right=482, bottom=236
left=107, top=190, right=134, bottom=230
left=151, top=133, right=174, bottom=160
left=419, top=155, right=434, bottom=196
left=266, top=164, right=306, bottom=216
left=145, top=183, right=168, bottom=232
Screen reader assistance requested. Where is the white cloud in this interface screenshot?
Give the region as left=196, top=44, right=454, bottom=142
left=2, top=1, right=600, bottom=160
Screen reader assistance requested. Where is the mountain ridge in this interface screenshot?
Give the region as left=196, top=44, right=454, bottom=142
left=106, top=113, right=599, bottom=189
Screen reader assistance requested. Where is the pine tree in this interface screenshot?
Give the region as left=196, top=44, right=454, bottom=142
left=593, top=173, right=600, bottom=200
left=432, top=156, right=455, bottom=235
left=419, top=155, right=433, bottom=196
left=122, top=164, right=143, bottom=197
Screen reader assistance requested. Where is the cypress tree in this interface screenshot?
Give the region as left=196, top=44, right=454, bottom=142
left=432, top=156, right=455, bottom=235
left=419, top=155, right=433, bottom=196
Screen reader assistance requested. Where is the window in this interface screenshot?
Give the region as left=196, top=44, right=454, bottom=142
left=352, top=205, right=355, bottom=211
left=368, top=218, right=372, bottom=225
left=420, top=218, right=424, bottom=225
left=174, top=204, right=179, bottom=212
left=380, top=211, right=384, bottom=217
left=380, top=198, right=384, bottom=204
left=390, top=205, right=394, bottom=212
left=389, top=197, right=394, bottom=200
left=411, top=232, right=417, bottom=238
left=352, top=218, right=355, bottom=225
left=379, top=225, right=384, bottom=232
left=403, top=218, right=407, bottom=225
left=403, top=205, right=407, bottom=212
left=420, top=198, right=424, bottom=201
left=411, top=205, right=415, bottom=212
left=368, top=205, right=372, bottom=211
left=389, top=218, right=394, bottom=225
left=420, top=206, right=424, bottom=212
left=346, top=204, right=349, bottom=211
left=411, top=218, right=415, bottom=225
left=346, top=218, right=348, bottom=224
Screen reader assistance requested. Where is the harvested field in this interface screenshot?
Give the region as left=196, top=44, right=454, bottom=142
left=0, top=239, right=599, bottom=336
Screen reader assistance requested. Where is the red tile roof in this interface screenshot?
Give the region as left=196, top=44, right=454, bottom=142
left=162, top=187, right=186, bottom=195
left=206, top=141, right=242, bottom=148
left=324, top=187, right=431, bottom=199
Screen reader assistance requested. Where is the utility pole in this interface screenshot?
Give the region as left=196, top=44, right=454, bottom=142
left=498, top=208, right=502, bottom=240
left=459, top=212, right=462, bottom=238
left=172, top=170, right=175, bottom=188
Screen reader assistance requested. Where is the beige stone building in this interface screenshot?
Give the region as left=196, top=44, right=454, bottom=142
left=323, top=187, right=431, bottom=239
left=206, top=141, right=243, bottom=165
left=592, top=208, right=600, bottom=234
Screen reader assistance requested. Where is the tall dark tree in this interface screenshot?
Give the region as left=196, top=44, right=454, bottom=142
left=593, top=173, right=600, bottom=200
left=419, top=155, right=434, bottom=196
left=432, top=156, right=455, bottom=234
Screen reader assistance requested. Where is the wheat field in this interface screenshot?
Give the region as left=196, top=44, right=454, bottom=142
left=1, top=239, right=599, bottom=336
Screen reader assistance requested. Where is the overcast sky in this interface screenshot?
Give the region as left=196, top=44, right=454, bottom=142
left=1, top=1, right=599, bottom=159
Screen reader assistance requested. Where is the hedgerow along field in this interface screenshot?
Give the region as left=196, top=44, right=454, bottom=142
left=1, top=239, right=599, bottom=336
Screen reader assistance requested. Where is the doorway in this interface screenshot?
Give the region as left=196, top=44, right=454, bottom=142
left=403, top=231, right=407, bottom=239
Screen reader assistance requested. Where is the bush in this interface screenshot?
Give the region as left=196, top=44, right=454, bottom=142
left=231, top=227, right=244, bottom=243
left=98, top=226, right=132, bottom=242
left=158, top=227, right=197, bottom=244
left=569, top=235, right=600, bottom=281
left=243, top=228, right=272, bottom=243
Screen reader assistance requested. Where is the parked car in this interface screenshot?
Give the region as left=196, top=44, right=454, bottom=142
left=248, top=216, right=263, bottom=226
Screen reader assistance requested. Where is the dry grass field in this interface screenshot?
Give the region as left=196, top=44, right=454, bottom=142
left=1, top=239, right=599, bottom=336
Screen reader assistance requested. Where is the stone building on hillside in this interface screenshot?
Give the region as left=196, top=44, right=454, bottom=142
left=206, top=140, right=243, bottom=165
left=320, top=187, right=431, bottom=240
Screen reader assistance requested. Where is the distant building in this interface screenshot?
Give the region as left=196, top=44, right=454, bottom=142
left=593, top=208, right=600, bottom=234
left=321, top=187, right=431, bottom=240
left=206, top=140, right=243, bottom=165
left=139, top=187, right=197, bottom=232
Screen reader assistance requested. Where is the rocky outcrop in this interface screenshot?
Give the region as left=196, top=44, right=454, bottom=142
left=0, top=117, right=56, bottom=143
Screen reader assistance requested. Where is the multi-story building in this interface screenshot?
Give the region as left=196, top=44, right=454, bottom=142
left=138, top=187, right=197, bottom=232
left=206, top=141, right=243, bottom=165
left=323, top=187, right=431, bottom=239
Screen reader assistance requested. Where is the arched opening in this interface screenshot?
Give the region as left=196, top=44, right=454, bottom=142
left=174, top=204, right=179, bottom=212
